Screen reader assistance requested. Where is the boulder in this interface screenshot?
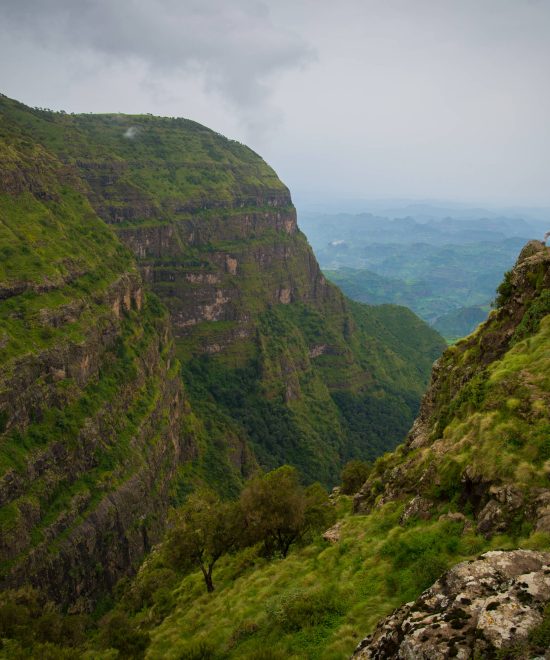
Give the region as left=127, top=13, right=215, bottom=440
left=353, top=550, right=550, bottom=659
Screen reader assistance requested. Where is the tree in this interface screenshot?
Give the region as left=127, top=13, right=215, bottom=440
left=341, top=459, right=371, bottom=495
left=164, top=490, right=240, bottom=593
left=240, top=466, right=332, bottom=558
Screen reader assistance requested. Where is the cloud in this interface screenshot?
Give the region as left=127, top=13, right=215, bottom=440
left=0, top=0, right=314, bottom=131
left=1, top=0, right=549, bottom=205
left=123, top=126, right=140, bottom=139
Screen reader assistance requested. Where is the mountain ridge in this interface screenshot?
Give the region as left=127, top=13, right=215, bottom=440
left=0, top=94, right=444, bottom=609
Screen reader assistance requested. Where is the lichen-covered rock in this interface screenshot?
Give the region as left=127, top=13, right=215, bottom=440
left=323, top=522, right=342, bottom=543
left=476, top=485, right=524, bottom=537
left=400, top=496, right=433, bottom=524
left=353, top=550, right=550, bottom=659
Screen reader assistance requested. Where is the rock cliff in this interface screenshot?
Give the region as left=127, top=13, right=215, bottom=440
left=0, top=109, right=193, bottom=609
left=355, top=240, right=550, bottom=529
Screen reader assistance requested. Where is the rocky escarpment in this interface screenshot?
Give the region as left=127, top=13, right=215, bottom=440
left=354, top=241, right=550, bottom=534
left=0, top=125, right=193, bottom=609
left=406, top=239, right=550, bottom=453
left=0, top=94, right=445, bottom=485
left=353, top=550, right=550, bottom=659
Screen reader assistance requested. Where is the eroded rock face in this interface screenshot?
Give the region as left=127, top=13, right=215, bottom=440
left=353, top=550, right=550, bottom=659
left=353, top=242, right=550, bottom=520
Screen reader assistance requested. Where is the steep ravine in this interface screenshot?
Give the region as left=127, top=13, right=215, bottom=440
left=0, top=94, right=445, bottom=488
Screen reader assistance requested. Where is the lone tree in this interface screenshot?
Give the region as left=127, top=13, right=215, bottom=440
left=164, top=490, right=240, bottom=593
left=240, top=465, right=333, bottom=558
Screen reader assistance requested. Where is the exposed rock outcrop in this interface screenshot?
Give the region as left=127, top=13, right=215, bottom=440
left=353, top=550, right=550, bottom=659
left=354, top=241, right=550, bottom=519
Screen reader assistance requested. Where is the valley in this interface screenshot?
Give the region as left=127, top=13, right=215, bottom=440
left=300, top=210, right=547, bottom=341
left=0, top=94, right=549, bottom=659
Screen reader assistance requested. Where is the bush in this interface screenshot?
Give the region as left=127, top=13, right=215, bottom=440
left=176, top=640, right=217, bottom=659
left=240, top=466, right=332, bottom=558
left=493, top=270, right=513, bottom=308
left=164, top=491, right=241, bottom=592
left=341, top=460, right=371, bottom=495
left=528, top=604, right=550, bottom=652
left=267, top=586, right=344, bottom=631
left=98, top=611, right=149, bottom=658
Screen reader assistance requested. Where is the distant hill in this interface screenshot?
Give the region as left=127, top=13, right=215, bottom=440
left=299, top=211, right=542, bottom=338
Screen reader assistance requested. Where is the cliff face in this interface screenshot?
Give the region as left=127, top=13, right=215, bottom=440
left=355, top=240, right=550, bottom=530
left=0, top=115, right=193, bottom=609
left=0, top=93, right=444, bottom=608
left=0, top=95, right=444, bottom=486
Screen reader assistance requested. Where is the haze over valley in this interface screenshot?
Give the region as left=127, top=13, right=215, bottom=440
left=299, top=201, right=549, bottom=340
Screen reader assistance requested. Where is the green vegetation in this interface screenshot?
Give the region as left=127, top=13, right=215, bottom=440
left=0, top=93, right=445, bottom=496
left=340, top=460, right=371, bottom=495
left=2, top=491, right=543, bottom=659
left=3, top=93, right=547, bottom=659
left=180, top=299, right=444, bottom=486
left=165, top=491, right=241, bottom=593
left=0, top=243, right=548, bottom=658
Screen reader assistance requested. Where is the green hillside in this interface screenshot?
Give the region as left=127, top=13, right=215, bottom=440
left=2, top=242, right=546, bottom=659
left=0, top=93, right=444, bottom=489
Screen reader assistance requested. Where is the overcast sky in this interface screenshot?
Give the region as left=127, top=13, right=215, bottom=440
left=1, top=0, right=549, bottom=208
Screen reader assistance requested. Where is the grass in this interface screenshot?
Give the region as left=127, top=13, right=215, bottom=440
left=99, top=496, right=541, bottom=660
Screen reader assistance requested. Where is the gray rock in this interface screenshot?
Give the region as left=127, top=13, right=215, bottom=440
left=323, top=522, right=342, bottom=543
left=400, top=496, right=433, bottom=524
left=353, top=550, right=550, bottom=659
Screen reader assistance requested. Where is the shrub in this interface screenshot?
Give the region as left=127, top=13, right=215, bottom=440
left=493, top=270, right=513, bottom=308
left=164, top=491, right=241, bottom=593
left=176, top=640, right=217, bottom=659
left=267, top=586, right=344, bottom=631
left=98, top=611, right=149, bottom=658
left=341, top=459, right=371, bottom=494
left=240, top=466, right=332, bottom=558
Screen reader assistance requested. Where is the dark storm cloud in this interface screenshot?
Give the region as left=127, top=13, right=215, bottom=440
left=1, top=0, right=313, bottom=108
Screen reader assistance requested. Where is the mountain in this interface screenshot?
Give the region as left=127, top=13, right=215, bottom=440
left=432, top=304, right=488, bottom=340
left=0, top=94, right=444, bottom=609
left=299, top=211, right=542, bottom=338
left=24, top=238, right=543, bottom=660
left=0, top=99, right=548, bottom=657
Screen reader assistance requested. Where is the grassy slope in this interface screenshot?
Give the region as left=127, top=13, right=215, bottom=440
left=77, top=251, right=546, bottom=660
left=99, top=288, right=544, bottom=658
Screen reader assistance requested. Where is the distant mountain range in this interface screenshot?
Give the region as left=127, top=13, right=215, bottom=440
left=299, top=209, right=547, bottom=340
